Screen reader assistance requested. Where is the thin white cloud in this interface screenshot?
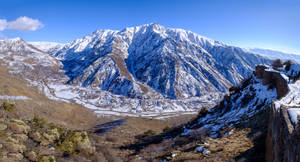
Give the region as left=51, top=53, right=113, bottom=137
left=0, top=19, right=7, bottom=31
left=0, top=16, right=44, bottom=32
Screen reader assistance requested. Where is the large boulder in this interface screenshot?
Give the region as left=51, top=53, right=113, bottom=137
left=9, top=119, right=30, bottom=134
left=7, top=153, right=24, bottom=161
left=5, top=142, right=26, bottom=153
left=0, top=123, right=7, bottom=131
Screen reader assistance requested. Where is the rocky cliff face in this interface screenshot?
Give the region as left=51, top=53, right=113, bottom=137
left=264, top=63, right=300, bottom=162
left=266, top=103, right=300, bottom=162
left=169, top=62, right=300, bottom=161
left=254, top=65, right=289, bottom=99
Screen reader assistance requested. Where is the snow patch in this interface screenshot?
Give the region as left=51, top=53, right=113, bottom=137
left=288, top=108, right=300, bottom=124
left=0, top=95, right=30, bottom=100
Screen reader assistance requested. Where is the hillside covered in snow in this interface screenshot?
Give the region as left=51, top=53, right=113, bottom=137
left=29, top=42, right=64, bottom=55
left=54, top=23, right=271, bottom=99
left=0, top=24, right=274, bottom=116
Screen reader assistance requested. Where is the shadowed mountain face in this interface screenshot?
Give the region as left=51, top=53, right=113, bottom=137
left=54, top=23, right=271, bottom=99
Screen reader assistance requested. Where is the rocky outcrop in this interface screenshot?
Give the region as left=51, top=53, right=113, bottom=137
left=254, top=65, right=289, bottom=99
left=266, top=103, right=300, bottom=162
left=255, top=65, right=267, bottom=79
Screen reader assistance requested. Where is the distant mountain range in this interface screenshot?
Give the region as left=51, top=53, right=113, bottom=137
left=29, top=41, right=64, bottom=55
left=246, top=48, right=300, bottom=63
left=0, top=23, right=278, bottom=116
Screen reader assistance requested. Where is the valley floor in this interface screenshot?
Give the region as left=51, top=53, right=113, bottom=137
left=90, top=109, right=268, bottom=162
left=0, top=64, right=270, bottom=161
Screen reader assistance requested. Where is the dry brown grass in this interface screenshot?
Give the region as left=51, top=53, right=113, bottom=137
left=0, top=66, right=98, bottom=130
left=204, top=129, right=254, bottom=160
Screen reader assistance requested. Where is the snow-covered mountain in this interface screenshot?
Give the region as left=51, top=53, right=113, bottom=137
left=54, top=23, right=271, bottom=99
left=0, top=24, right=276, bottom=116
left=29, top=42, right=64, bottom=55
left=0, top=37, right=66, bottom=84
left=0, top=38, right=60, bottom=68
left=247, top=48, right=300, bottom=63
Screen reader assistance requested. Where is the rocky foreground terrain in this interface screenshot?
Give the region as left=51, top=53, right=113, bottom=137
left=105, top=60, right=300, bottom=161
left=0, top=106, right=96, bottom=161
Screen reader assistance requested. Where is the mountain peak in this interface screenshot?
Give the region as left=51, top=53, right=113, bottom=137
left=11, top=37, right=23, bottom=41
left=0, top=37, right=24, bottom=43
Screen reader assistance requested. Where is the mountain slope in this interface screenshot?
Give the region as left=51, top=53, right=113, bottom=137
left=54, top=23, right=271, bottom=99
left=0, top=38, right=66, bottom=85
left=120, top=62, right=300, bottom=161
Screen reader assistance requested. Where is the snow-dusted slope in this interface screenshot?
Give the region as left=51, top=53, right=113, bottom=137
left=247, top=48, right=300, bottom=63
left=0, top=38, right=68, bottom=94
left=55, top=23, right=271, bottom=99
left=0, top=24, right=276, bottom=116
left=181, top=76, right=277, bottom=138
left=0, top=37, right=218, bottom=116
left=181, top=62, right=300, bottom=138
left=29, top=42, right=64, bottom=55
left=0, top=38, right=60, bottom=68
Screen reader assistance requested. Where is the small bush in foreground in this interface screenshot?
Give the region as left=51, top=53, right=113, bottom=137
left=30, top=114, right=47, bottom=128
left=1, top=101, right=16, bottom=112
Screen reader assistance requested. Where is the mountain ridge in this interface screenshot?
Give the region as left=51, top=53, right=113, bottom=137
left=53, top=23, right=271, bottom=99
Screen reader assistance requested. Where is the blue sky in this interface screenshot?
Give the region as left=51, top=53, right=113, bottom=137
left=0, top=0, right=299, bottom=54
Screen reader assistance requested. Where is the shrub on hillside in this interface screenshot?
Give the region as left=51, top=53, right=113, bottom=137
left=0, top=101, right=16, bottom=112
left=30, top=114, right=47, bottom=128
left=144, top=129, right=156, bottom=136
left=56, top=130, right=93, bottom=155
left=163, top=126, right=171, bottom=132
